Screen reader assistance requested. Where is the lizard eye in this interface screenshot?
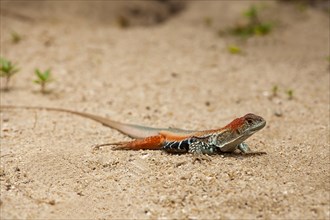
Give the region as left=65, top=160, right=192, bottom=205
left=246, top=119, right=254, bottom=124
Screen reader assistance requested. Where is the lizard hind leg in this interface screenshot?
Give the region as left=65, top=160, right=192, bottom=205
left=95, top=135, right=165, bottom=151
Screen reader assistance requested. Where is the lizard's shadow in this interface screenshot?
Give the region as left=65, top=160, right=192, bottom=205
left=92, top=146, right=267, bottom=158
left=163, top=151, right=267, bottom=158
left=220, top=151, right=267, bottom=158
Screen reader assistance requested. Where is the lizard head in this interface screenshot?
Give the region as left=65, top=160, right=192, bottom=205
left=214, top=113, right=266, bottom=152
left=225, top=113, right=266, bottom=135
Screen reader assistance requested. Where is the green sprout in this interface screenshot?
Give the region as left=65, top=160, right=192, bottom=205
left=272, top=85, right=278, bottom=97
left=296, top=2, right=308, bottom=13
left=203, top=17, right=213, bottom=27
left=327, top=56, right=330, bottom=69
left=230, top=5, right=273, bottom=38
left=228, top=45, right=242, bottom=54
left=34, top=68, right=53, bottom=93
left=0, top=57, right=19, bottom=91
left=11, top=32, right=22, bottom=44
left=244, top=5, right=259, bottom=24
left=286, top=89, right=294, bottom=100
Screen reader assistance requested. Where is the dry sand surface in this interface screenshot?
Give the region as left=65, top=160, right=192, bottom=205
left=0, top=1, right=329, bottom=219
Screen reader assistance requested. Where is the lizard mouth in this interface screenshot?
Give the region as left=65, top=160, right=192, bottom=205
left=249, top=120, right=266, bottom=133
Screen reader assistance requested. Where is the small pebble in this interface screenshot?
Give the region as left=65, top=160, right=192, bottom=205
left=274, top=111, right=283, bottom=117
left=171, top=72, right=178, bottom=78
left=0, top=168, right=5, bottom=176
left=2, top=118, right=9, bottom=122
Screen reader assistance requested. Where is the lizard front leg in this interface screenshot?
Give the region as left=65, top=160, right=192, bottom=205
left=237, top=142, right=251, bottom=153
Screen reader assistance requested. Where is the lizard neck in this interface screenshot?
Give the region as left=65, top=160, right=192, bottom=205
left=224, top=117, right=245, bottom=131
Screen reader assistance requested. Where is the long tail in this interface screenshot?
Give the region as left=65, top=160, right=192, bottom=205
left=0, top=105, right=162, bottom=138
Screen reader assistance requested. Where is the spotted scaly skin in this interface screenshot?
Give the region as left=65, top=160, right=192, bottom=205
left=162, top=113, right=266, bottom=154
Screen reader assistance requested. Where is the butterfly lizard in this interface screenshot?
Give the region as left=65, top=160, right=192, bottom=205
left=0, top=105, right=266, bottom=154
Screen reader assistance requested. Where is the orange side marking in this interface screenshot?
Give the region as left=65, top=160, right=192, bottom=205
left=158, top=130, right=191, bottom=141
left=224, top=117, right=245, bottom=131
left=113, top=135, right=165, bottom=150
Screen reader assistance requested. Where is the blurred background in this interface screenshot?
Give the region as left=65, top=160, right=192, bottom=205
left=0, top=1, right=329, bottom=219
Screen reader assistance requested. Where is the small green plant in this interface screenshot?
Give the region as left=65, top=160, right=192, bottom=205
left=203, top=16, right=213, bottom=27
left=244, top=5, right=259, bottom=24
left=0, top=57, right=19, bottom=91
left=271, top=85, right=278, bottom=97
left=230, top=5, right=273, bottom=38
left=228, top=45, right=242, bottom=54
left=34, top=68, right=53, bottom=93
left=297, top=2, right=308, bottom=12
left=11, top=32, right=22, bottom=44
left=286, top=89, right=294, bottom=100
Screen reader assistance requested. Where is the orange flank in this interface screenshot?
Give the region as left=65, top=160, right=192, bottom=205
left=113, top=135, right=165, bottom=150
left=224, top=116, right=245, bottom=130
left=158, top=130, right=191, bottom=141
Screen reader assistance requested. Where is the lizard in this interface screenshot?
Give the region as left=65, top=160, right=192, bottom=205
left=0, top=105, right=266, bottom=154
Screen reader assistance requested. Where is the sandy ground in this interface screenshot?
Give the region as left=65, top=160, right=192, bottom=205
left=0, top=1, right=329, bottom=219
